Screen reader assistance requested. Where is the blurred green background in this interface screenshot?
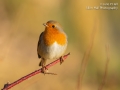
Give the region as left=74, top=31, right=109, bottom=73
left=0, top=0, right=120, bottom=90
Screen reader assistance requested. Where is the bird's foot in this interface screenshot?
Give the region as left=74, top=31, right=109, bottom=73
left=41, top=66, right=57, bottom=75
left=60, top=56, right=64, bottom=65
left=41, top=66, right=48, bottom=74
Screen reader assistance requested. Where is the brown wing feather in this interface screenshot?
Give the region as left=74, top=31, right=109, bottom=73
left=37, top=32, right=43, bottom=58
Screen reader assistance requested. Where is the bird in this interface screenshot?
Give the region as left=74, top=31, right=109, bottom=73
left=37, top=20, right=68, bottom=74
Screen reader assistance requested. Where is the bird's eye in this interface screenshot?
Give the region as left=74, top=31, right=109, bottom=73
left=52, top=25, right=55, bottom=28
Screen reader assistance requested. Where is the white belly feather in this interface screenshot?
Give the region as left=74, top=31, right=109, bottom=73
left=38, top=41, right=67, bottom=60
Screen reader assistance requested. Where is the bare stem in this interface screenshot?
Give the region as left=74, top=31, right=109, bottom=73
left=98, top=44, right=110, bottom=90
left=2, top=53, right=70, bottom=90
left=77, top=20, right=97, bottom=90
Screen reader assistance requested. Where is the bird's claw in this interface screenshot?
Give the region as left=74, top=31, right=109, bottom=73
left=41, top=66, right=57, bottom=75
left=60, top=56, right=64, bottom=65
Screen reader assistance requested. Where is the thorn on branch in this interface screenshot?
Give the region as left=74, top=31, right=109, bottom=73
left=1, top=82, right=10, bottom=90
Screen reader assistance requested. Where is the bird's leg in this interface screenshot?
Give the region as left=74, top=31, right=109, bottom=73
left=39, top=58, right=57, bottom=75
left=39, top=59, right=48, bottom=74
left=60, top=56, right=64, bottom=65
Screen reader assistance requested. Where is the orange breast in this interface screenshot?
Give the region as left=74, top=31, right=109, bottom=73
left=43, top=28, right=66, bottom=46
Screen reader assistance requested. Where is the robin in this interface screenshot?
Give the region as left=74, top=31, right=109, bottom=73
left=37, top=20, right=68, bottom=73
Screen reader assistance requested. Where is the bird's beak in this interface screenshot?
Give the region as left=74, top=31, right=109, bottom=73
left=43, top=23, right=48, bottom=27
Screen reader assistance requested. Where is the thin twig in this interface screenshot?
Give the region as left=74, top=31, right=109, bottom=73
left=98, top=44, right=110, bottom=90
left=1, top=53, right=70, bottom=90
left=77, top=20, right=97, bottom=90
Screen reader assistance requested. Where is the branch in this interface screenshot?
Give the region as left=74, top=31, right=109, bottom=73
left=98, top=44, right=110, bottom=90
left=1, top=53, right=70, bottom=90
